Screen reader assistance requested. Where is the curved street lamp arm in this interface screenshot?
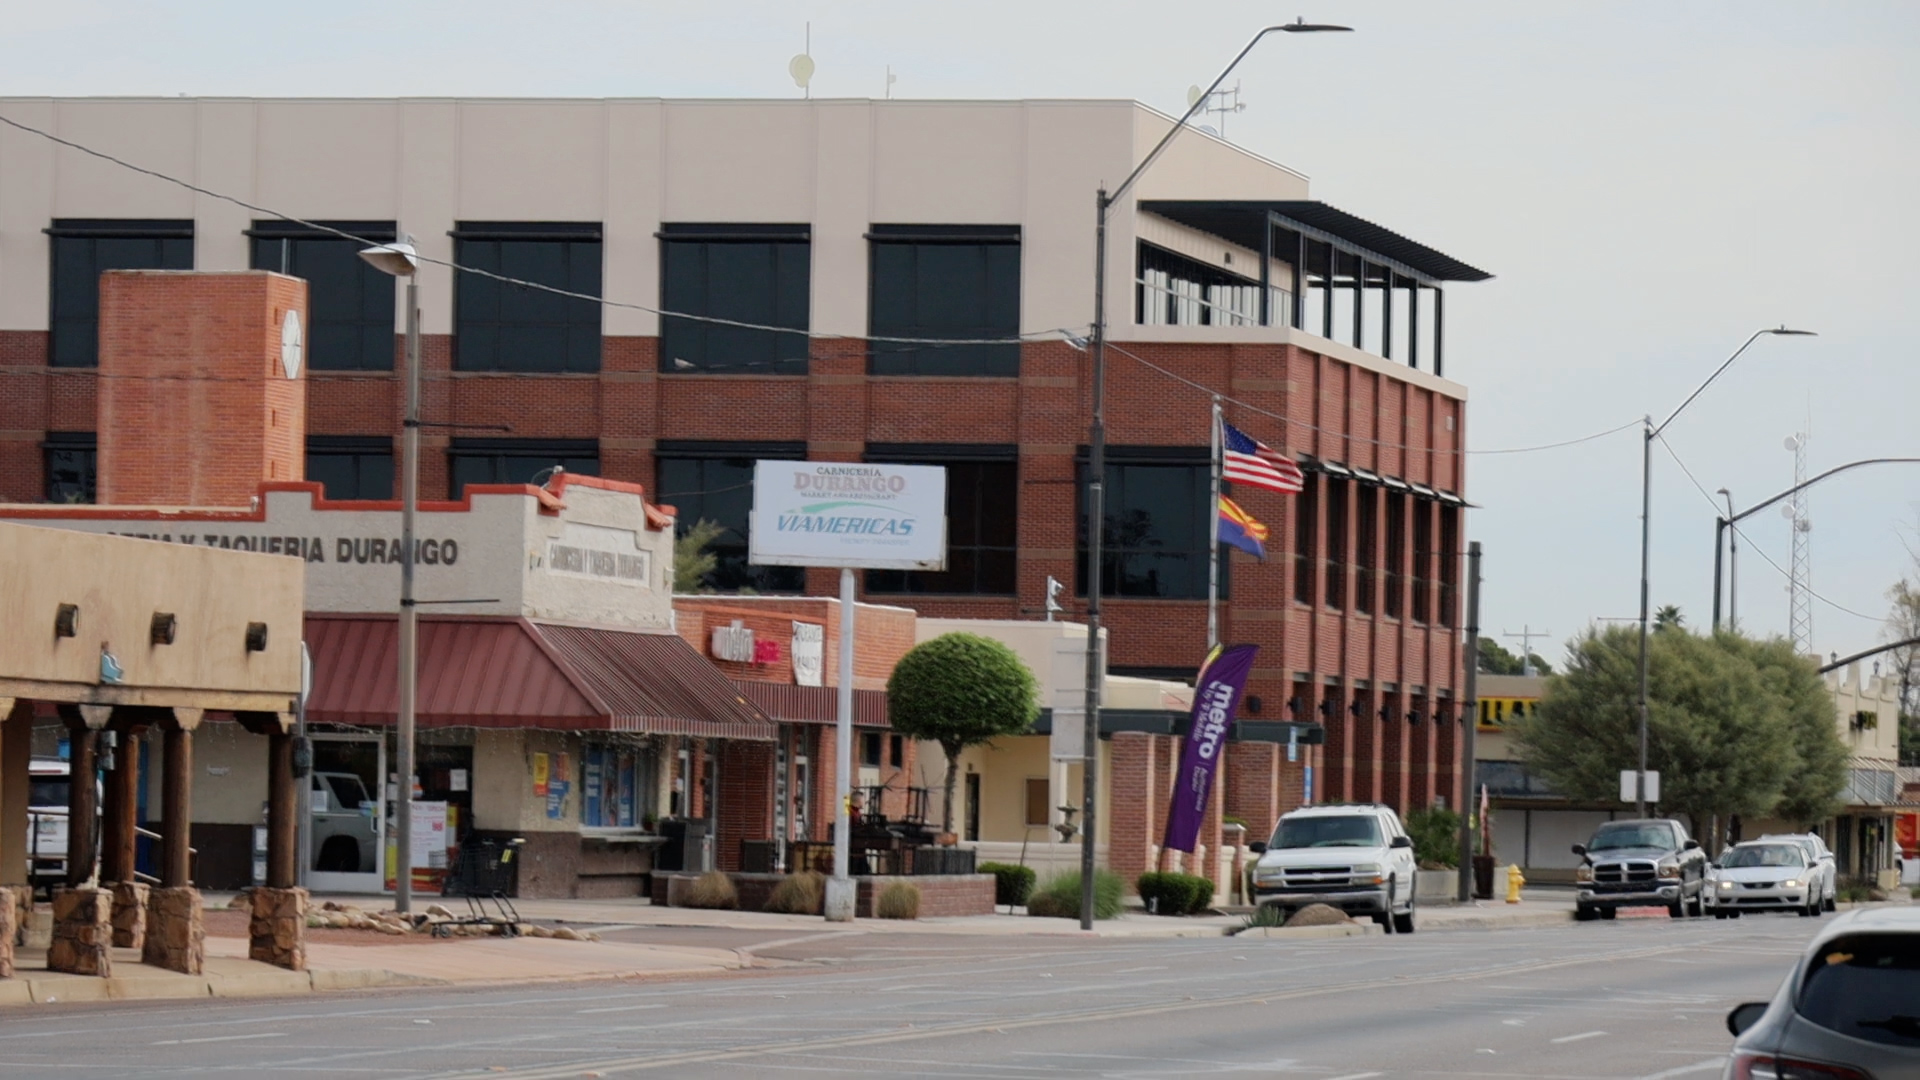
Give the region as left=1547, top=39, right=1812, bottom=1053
left=1650, top=329, right=1768, bottom=439
left=1820, top=636, right=1920, bottom=675
left=1108, top=21, right=1348, bottom=207
left=1730, top=457, right=1920, bottom=525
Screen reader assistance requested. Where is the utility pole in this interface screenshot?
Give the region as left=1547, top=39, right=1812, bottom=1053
left=1457, top=541, right=1482, bottom=903
left=1501, top=625, right=1550, bottom=676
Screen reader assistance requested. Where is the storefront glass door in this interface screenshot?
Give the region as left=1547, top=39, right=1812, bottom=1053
left=307, top=734, right=386, bottom=894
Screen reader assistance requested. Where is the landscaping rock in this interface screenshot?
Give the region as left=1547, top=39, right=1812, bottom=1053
left=1283, top=903, right=1355, bottom=928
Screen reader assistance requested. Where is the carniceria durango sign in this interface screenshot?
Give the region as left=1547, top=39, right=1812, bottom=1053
left=747, top=461, right=947, bottom=571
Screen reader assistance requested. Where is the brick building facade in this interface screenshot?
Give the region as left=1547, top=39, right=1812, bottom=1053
left=0, top=96, right=1485, bottom=827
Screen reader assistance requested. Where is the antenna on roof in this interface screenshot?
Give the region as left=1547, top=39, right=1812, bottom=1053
left=789, top=22, right=815, bottom=99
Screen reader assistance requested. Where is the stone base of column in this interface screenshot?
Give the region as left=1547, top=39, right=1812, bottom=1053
left=10, top=888, right=26, bottom=948
left=248, top=886, right=308, bottom=971
left=109, top=881, right=150, bottom=949
left=142, top=886, right=204, bottom=975
left=0, top=886, right=15, bottom=978
left=48, top=888, right=111, bottom=977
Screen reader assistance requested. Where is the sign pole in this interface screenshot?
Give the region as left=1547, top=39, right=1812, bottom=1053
left=824, top=566, right=857, bottom=922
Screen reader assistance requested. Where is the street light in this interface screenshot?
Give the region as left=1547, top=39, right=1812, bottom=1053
left=1632, top=326, right=1813, bottom=817
left=1715, top=488, right=1736, bottom=631
left=359, top=234, right=421, bottom=914
left=1711, top=457, right=1920, bottom=631
left=1078, top=18, right=1351, bottom=930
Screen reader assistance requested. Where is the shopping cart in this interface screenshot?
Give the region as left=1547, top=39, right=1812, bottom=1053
left=438, top=837, right=525, bottom=937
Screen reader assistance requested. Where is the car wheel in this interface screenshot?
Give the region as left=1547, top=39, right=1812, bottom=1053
left=1599, top=906, right=1617, bottom=921
left=1393, top=906, right=1416, bottom=935
left=1377, top=885, right=1397, bottom=934
left=1575, top=904, right=1597, bottom=922
left=1713, top=911, right=1728, bottom=919
left=1823, top=894, right=1836, bottom=913
left=1668, top=900, right=1686, bottom=918
left=1687, top=890, right=1705, bottom=918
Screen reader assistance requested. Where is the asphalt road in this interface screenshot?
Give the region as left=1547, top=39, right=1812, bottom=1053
left=0, top=913, right=1832, bottom=1079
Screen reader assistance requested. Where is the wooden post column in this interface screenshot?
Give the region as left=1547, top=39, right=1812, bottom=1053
left=65, top=721, right=99, bottom=888
left=266, top=729, right=297, bottom=889
left=159, top=721, right=192, bottom=888
left=0, top=699, right=31, bottom=891
left=101, top=729, right=141, bottom=885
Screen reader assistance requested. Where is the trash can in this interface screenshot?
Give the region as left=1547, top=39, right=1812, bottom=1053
left=1472, top=854, right=1497, bottom=900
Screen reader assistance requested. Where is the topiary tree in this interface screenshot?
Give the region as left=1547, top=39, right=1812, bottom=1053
left=887, top=632, right=1039, bottom=835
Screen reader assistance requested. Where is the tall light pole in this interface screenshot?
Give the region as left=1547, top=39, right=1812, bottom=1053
left=1633, top=326, right=1813, bottom=817
left=359, top=234, right=421, bottom=913
left=1078, top=17, right=1350, bottom=930
left=1711, top=457, right=1920, bottom=631
left=1715, top=487, right=1736, bottom=631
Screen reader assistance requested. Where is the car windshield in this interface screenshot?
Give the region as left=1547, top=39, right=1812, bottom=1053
left=1272, top=815, right=1383, bottom=849
left=1588, top=824, right=1675, bottom=851
left=1798, top=934, right=1920, bottom=1048
left=1721, top=845, right=1804, bottom=868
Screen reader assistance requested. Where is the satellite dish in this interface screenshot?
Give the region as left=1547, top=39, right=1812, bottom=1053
left=1195, top=124, right=1220, bottom=137
left=1781, top=504, right=1797, bottom=519
left=1187, top=84, right=1204, bottom=108
left=789, top=53, right=815, bottom=89
left=1783, top=434, right=1803, bottom=451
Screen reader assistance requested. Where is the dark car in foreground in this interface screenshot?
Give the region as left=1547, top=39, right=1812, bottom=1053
left=1572, top=818, right=1709, bottom=920
left=1725, top=907, right=1920, bottom=1079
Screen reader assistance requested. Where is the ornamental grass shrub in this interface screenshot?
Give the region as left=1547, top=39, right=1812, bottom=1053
left=682, top=871, right=739, bottom=910
left=978, top=862, right=1037, bottom=907
left=763, top=870, right=825, bottom=915
left=875, top=881, right=921, bottom=920
left=1026, top=869, right=1125, bottom=920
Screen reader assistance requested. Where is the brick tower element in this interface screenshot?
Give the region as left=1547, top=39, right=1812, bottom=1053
left=96, top=271, right=309, bottom=507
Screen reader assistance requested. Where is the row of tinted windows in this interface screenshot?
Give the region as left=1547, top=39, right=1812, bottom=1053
left=44, top=220, right=1022, bottom=376
left=44, top=433, right=1455, bottom=613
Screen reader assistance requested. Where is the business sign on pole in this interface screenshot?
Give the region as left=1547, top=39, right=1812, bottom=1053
left=1620, top=769, right=1661, bottom=804
left=748, top=461, right=947, bottom=570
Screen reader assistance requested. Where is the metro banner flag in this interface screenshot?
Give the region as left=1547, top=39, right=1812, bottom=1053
left=1161, top=643, right=1260, bottom=854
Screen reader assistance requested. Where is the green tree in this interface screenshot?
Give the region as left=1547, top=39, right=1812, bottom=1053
left=672, top=518, right=725, bottom=593
left=1510, top=625, right=1796, bottom=839
left=1654, top=605, right=1685, bottom=632
left=887, top=632, right=1039, bottom=834
left=1478, top=637, right=1553, bottom=675
left=1721, top=633, right=1849, bottom=826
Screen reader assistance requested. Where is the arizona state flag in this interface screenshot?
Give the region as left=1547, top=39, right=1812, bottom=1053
left=1217, top=496, right=1269, bottom=559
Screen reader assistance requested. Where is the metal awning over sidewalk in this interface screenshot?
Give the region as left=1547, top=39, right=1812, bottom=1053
left=304, top=614, right=773, bottom=740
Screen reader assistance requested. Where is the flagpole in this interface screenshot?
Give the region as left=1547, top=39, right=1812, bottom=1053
left=1208, top=396, right=1223, bottom=651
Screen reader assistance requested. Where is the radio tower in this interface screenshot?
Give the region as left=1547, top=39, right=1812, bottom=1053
left=1785, top=433, right=1813, bottom=655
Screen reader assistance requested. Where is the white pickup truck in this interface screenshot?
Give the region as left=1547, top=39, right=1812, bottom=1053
left=26, top=758, right=74, bottom=887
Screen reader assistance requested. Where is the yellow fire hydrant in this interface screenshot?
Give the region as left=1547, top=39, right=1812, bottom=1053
left=1505, top=863, right=1526, bottom=904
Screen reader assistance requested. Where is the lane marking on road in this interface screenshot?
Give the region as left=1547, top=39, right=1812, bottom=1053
left=1325, top=1072, right=1386, bottom=1080
left=576, top=1004, right=669, bottom=1015
left=1114, top=966, right=1166, bottom=974
left=152, top=1032, right=287, bottom=1046
left=1550, top=1030, right=1608, bottom=1044
left=440, top=943, right=1694, bottom=1080
left=1634, top=1058, right=1725, bottom=1079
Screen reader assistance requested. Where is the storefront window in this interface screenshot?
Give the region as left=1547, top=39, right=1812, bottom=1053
left=582, top=743, right=658, bottom=829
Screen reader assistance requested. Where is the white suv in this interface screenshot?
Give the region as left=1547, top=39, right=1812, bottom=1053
left=1248, top=804, right=1419, bottom=934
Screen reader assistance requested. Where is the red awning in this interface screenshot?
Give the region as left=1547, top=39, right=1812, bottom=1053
left=739, top=682, right=890, bottom=728
left=303, top=614, right=773, bottom=740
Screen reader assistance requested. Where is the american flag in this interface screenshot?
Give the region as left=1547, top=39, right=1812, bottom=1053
left=1221, top=422, right=1304, bottom=495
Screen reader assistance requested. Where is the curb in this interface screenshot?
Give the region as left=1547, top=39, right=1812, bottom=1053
left=3, top=967, right=441, bottom=1007
left=1231, top=923, right=1382, bottom=939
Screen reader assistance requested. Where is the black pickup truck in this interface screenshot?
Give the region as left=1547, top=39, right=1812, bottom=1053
left=1572, top=818, right=1710, bottom=920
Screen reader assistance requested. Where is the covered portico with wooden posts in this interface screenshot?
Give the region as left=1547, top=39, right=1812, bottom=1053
left=0, top=521, right=305, bottom=980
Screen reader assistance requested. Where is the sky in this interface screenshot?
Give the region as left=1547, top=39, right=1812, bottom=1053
left=4, top=0, right=1916, bottom=669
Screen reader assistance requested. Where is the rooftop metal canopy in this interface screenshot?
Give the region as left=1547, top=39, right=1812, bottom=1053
left=1139, top=200, right=1493, bottom=283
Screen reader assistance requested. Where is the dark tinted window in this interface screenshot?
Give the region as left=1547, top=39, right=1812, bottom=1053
left=44, top=432, right=96, bottom=504
left=250, top=221, right=397, bottom=371
left=655, top=446, right=805, bottom=593
left=307, top=436, right=393, bottom=501
left=867, top=455, right=1017, bottom=595
left=1439, top=503, right=1460, bottom=627
left=1077, top=456, right=1222, bottom=600
left=1798, top=934, right=1920, bottom=1048
left=660, top=225, right=809, bottom=374
left=448, top=438, right=598, bottom=498
left=1293, top=472, right=1318, bottom=605
left=1355, top=485, right=1377, bottom=614
left=49, top=220, right=194, bottom=368
left=869, top=226, right=1019, bottom=376
left=1411, top=498, right=1433, bottom=623
left=1324, top=478, right=1348, bottom=611
left=1271, top=814, right=1382, bottom=849
left=454, top=223, right=602, bottom=372
left=1588, top=823, right=1677, bottom=851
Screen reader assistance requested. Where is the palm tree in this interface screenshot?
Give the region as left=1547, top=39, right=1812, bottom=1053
left=1654, top=604, right=1685, bottom=632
